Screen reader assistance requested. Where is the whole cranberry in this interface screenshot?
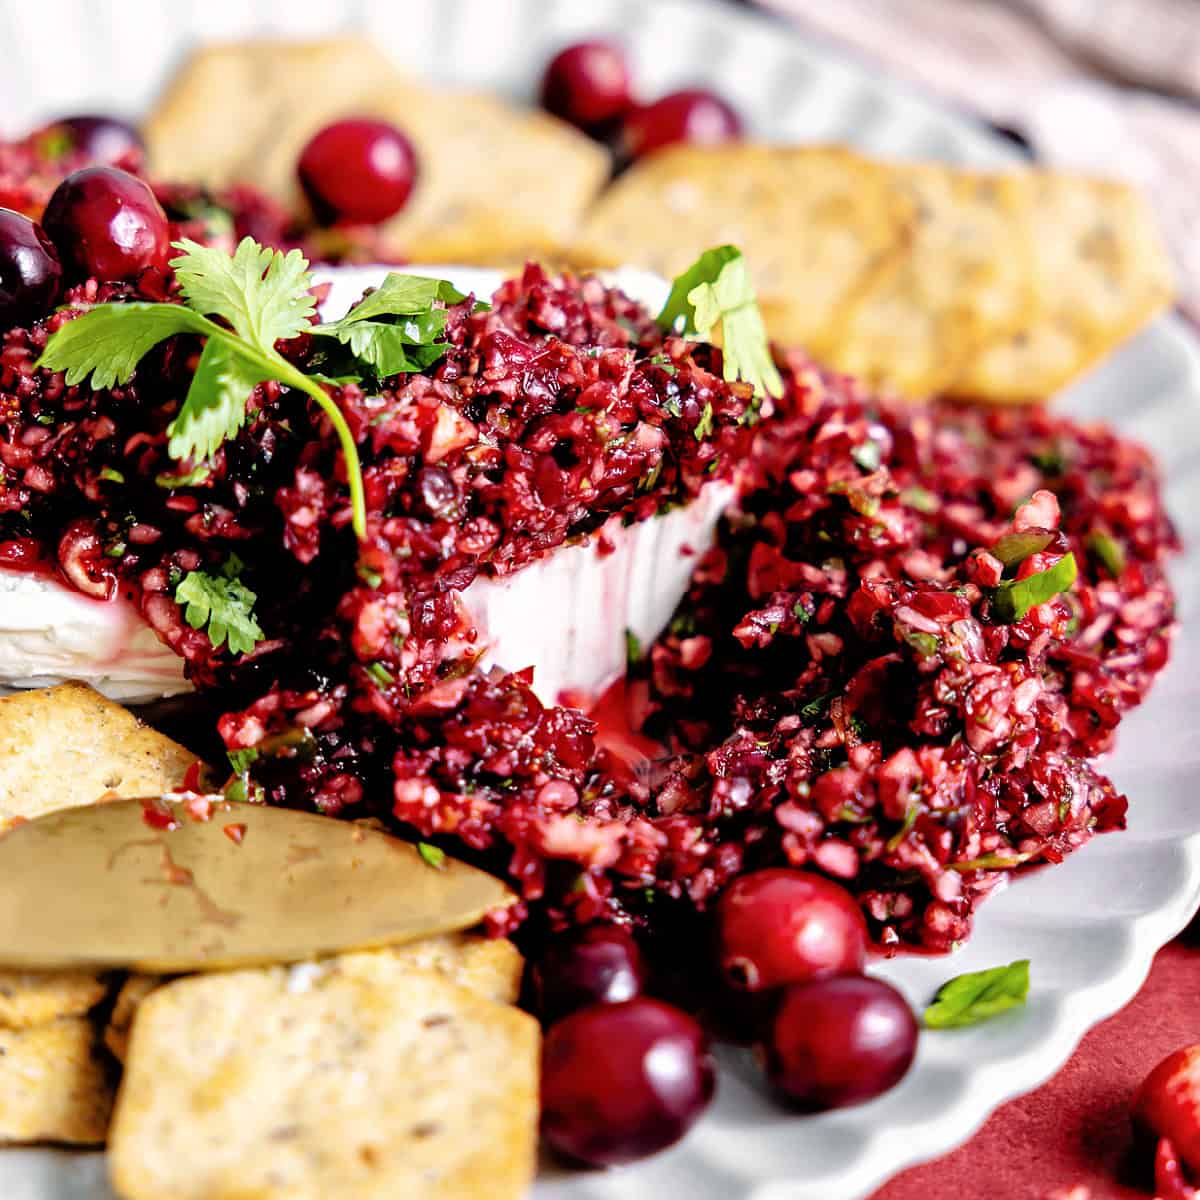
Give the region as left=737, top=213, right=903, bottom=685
left=0, top=208, right=62, bottom=327
left=622, top=89, right=742, bottom=161
left=541, top=997, right=715, bottom=1166
left=43, top=167, right=169, bottom=282
left=532, top=924, right=648, bottom=1024
left=298, top=119, right=417, bottom=225
left=1135, top=1045, right=1200, bottom=1177
left=715, top=868, right=867, bottom=993
left=540, top=40, right=632, bottom=131
left=761, top=976, right=918, bottom=1110
left=48, top=115, right=143, bottom=164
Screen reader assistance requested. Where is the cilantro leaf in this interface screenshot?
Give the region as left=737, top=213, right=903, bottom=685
left=656, top=246, right=783, bottom=401
left=35, top=303, right=208, bottom=389
left=170, top=237, right=316, bottom=351
left=924, top=960, right=1030, bottom=1029
left=1087, top=530, right=1126, bottom=577
left=312, top=273, right=467, bottom=379
left=174, top=561, right=264, bottom=657
left=992, top=552, right=1078, bottom=622
left=167, top=337, right=276, bottom=462
left=991, top=529, right=1054, bottom=569
left=417, top=842, right=446, bottom=870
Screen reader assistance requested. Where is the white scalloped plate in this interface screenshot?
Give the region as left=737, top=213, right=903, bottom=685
left=2, top=2, right=1199, bottom=1198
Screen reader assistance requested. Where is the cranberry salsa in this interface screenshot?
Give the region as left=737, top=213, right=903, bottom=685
left=0, top=99, right=1181, bottom=1156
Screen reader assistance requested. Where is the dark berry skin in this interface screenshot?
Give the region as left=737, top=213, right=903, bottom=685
left=622, top=88, right=742, bottom=160
left=540, top=41, right=633, bottom=132
left=48, top=115, right=143, bottom=164
left=0, top=208, right=63, bottom=327
left=541, top=997, right=715, bottom=1166
left=715, top=868, right=868, bottom=992
left=761, top=976, right=919, bottom=1110
left=42, top=167, right=170, bottom=282
left=531, top=923, right=648, bottom=1024
left=298, top=119, right=418, bottom=225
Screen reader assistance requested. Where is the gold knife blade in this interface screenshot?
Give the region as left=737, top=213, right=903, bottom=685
left=0, top=797, right=513, bottom=972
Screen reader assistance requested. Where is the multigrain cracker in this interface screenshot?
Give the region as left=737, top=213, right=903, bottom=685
left=0, top=1019, right=114, bottom=1145
left=109, top=966, right=539, bottom=1200
left=0, top=972, right=108, bottom=1031
left=572, top=144, right=912, bottom=360
left=257, top=84, right=609, bottom=262
left=0, top=683, right=196, bottom=828
left=951, top=172, right=1174, bottom=400
left=825, top=165, right=1032, bottom=397
left=102, top=934, right=522, bottom=1063
left=144, top=38, right=401, bottom=191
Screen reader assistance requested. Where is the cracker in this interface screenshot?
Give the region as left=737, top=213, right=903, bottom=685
left=0, top=682, right=197, bottom=829
left=109, top=966, right=539, bottom=1200
left=952, top=171, right=1174, bottom=401
left=322, top=933, right=523, bottom=1006
left=144, top=38, right=402, bottom=191
left=0, top=1019, right=114, bottom=1145
left=254, top=83, right=609, bottom=262
left=0, top=971, right=109, bottom=1031
left=572, top=144, right=912, bottom=360
left=102, top=935, right=522, bottom=1063
left=103, top=975, right=164, bottom=1064
left=824, top=165, right=1032, bottom=397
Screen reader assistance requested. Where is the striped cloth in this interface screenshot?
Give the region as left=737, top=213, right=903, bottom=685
left=763, top=0, right=1200, bottom=322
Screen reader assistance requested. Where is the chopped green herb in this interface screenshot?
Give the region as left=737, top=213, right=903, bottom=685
left=800, top=692, right=833, bottom=722
left=625, top=628, right=643, bottom=668
left=98, top=466, right=125, bottom=484
left=366, top=661, right=396, bottom=687
left=992, top=551, right=1078, bottom=622
left=924, top=960, right=1030, bottom=1029
left=656, top=246, right=783, bottom=400
left=692, top=400, right=715, bottom=441
left=948, top=851, right=1034, bottom=872
left=227, top=748, right=259, bottom=774
left=791, top=599, right=810, bottom=623
left=1087, top=530, right=1126, bottom=577
left=1032, top=446, right=1065, bottom=475
left=991, top=529, right=1055, bottom=569
left=155, top=463, right=212, bottom=489
left=357, top=563, right=384, bottom=589
left=902, top=629, right=940, bottom=658
left=885, top=803, right=920, bottom=852
left=900, top=486, right=938, bottom=514
left=174, top=556, right=263, bottom=656
left=104, top=541, right=126, bottom=559
left=417, top=842, right=446, bottom=870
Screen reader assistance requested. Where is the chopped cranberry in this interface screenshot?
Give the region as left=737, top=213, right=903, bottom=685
left=42, top=166, right=169, bottom=281
left=541, top=998, right=714, bottom=1166
left=47, top=115, right=143, bottom=165
left=760, top=976, right=918, bottom=1110
left=540, top=41, right=632, bottom=132
left=715, top=868, right=868, bottom=994
left=622, top=89, right=742, bottom=160
left=531, top=924, right=648, bottom=1024
left=298, top=119, right=417, bottom=225
left=0, top=207, right=62, bottom=326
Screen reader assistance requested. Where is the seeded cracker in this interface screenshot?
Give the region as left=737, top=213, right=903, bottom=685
left=144, top=38, right=401, bottom=192
left=824, top=165, right=1032, bottom=397
left=253, top=83, right=610, bottom=263
left=109, top=967, right=539, bottom=1200
left=572, top=144, right=913, bottom=363
left=0, top=682, right=196, bottom=828
left=103, top=933, right=523, bottom=1063
left=0, top=1019, right=114, bottom=1144
left=950, top=172, right=1174, bottom=401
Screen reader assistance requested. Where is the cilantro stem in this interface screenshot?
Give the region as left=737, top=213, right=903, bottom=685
left=275, top=363, right=367, bottom=540
left=198, top=327, right=367, bottom=540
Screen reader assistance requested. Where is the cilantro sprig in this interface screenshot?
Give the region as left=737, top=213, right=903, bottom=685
left=657, top=246, right=784, bottom=402
left=36, top=238, right=477, bottom=541
left=991, top=551, right=1078, bottom=623
left=174, top=554, right=263, bottom=656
